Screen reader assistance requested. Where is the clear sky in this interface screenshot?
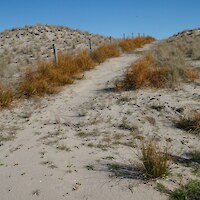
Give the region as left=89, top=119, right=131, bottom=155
left=1, top=0, right=200, bottom=39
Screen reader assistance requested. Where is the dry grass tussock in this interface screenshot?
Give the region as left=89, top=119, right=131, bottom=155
left=119, top=36, right=155, bottom=53
left=116, top=43, right=199, bottom=90
left=175, top=110, right=200, bottom=135
left=139, top=140, right=171, bottom=179
left=0, top=86, right=14, bottom=107
left=92, top=44, right=120, bottom=63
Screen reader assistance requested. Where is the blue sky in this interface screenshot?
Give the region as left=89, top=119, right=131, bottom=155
left=1, top=0, right=200, bottom=39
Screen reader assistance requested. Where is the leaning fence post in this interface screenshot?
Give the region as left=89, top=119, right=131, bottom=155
left=89, top=38, right=92, bottom=55
left=53, top=44, right=58, bottom=65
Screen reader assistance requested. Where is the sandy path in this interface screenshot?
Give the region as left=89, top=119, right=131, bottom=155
left=0, top=51, right=168, bottom=200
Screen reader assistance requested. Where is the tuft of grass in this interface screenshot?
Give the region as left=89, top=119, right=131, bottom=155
left=0, top=86, right=14, bottom=107
left=74, top=50, right=95, bottom=71
left=170, top=180, right=200, bottom=200
left=92, top=44, right=120, bottom=63
left=175, top=110, right=200, bottom=135
left=185, top=68, right=199, bottom=82
left=139, top=140, right=171, bottom=179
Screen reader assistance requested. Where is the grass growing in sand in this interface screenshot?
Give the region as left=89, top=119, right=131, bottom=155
left=119, top=36, right=155, bottom=53
left=0, top=86, right=14, bottom=107
left=0, top=36, right=155, bottom=107
left=175, top=110, right=200, bottom=135
left=92, top=44, right=120, bottom=63
left=170, top=180, right=200, bottom=200
left=116, top=54, right=198, bottom=90
left=139, top=140, right=171, bottom=179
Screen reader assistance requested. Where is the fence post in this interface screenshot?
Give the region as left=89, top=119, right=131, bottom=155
left=109, top=36, right=112, bottom=44
left=53, top=44, right=58, bottom=65
left=123, top=33, right=126, bottom=39
left=89, top=38, right=92, bottom=55
left=132, top=32, right=134, bottom=38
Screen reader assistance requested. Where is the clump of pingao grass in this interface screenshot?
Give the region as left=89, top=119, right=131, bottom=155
left=139, top=139, right=171, bottom=179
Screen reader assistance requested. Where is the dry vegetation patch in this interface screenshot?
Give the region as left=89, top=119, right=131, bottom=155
left=175, top=110, right=200, bottom=135
left=119, top=36, right=155, bottom=53
left=139, top=140, right=171, bottom=179
left=116, top=41, right=199, bottom=91
left=92, top=44, right=120, bottom=63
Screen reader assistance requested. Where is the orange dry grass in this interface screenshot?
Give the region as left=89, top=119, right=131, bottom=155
left=119, top=39, right=135, bottom=52
left=92, top=44, right=120, bottom=63
left=119, top=36, right=155, bottom=52
left=116, top=55, right=198, bottom=91
left=0, top=86, right=14, bottom=107
left=18, top=50, right=96, bottom=97
left=185, top=68, right=199, bottom=82
left=117, top=56, right=170, bottom=90
left=74, top=50, right=96, bottom=71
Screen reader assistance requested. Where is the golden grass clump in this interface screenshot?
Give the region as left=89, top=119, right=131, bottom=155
left=92, top=44, right=120, bottom=63
left=74, top=50, right=96, bottom=71
left=116, top=55, right=171, bottom=90
left=116, top=54, right=199, bottom=91
left=0, top=86, right=14, bottom=107
left=119, top=36, right=156, bottom=53
left=139, top=140, right=171, bottom=179
left=18, top=50, right=97, bottom=97
left=185, top=68, right=199, bottom=82
left=175, top=110, right=200, bottom=135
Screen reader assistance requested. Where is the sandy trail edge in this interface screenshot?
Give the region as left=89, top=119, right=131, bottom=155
left=0, top=49, right=167, bottom=200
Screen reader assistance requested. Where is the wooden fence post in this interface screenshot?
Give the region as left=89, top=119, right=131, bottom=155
left=89, top=38, right=92, bottom=55
left=53, top=44, right=58, bottom=65
left=123, top=33, right=126, bottom=39
left=109, top=36, right=112, bottom=44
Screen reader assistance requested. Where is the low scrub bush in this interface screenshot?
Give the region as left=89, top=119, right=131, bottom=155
left=139, top=140, right=171, bottom=179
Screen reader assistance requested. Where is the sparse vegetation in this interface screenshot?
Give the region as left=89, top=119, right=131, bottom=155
left=175, top=110, right=200, bottom=135
left=170, top=180, right=200, bottom=200
left=139, top=140, right=171, bottom=178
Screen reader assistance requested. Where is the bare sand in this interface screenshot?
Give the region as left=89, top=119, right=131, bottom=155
left=0, top=46, right=199, bottom=200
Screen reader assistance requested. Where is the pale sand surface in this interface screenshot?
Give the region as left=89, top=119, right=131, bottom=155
left=0, top=46, right=199, bottom=199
